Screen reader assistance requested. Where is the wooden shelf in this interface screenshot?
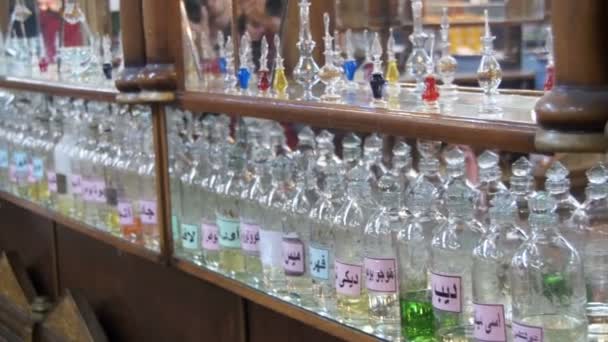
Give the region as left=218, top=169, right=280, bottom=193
left=174, top=259, right=383, bottom=342
left=0, top=76, right=117, bottom=102
left=0, top=191, right=162, bottom=263
left=176, top=90, right=539, bottom=153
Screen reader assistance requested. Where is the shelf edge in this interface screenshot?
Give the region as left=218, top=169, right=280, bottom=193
left=0, top=77, right=118, bottom=102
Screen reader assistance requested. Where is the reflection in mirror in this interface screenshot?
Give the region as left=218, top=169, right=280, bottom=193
left=0, top=0, right=122, bottom=87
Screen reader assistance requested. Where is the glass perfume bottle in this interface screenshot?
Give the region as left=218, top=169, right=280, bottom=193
left=475, top=150, right=507, bottom=225
left=314, top=130, right=340, bottom=190
left=510, top=156, right=536, bottom=229
left=363, top=133, right=387, bottom=183
left=237, top=33, right=252, bottom=94
left=101, top=35, right=112, bottom=80
left=80, top=118, right=105, bottom=229
left=318, top=13, right=342, bottom=102
left=544, top=27, right=555, bottom=92
left=341, top=132, right=362, bottom=172
left=224, top=36, right=238, bottom=93
left=510, top=192, right=587, bottom=342
left=334, top=162, right=373, bottom=324
left=385, top=28, right=400, bottom=98
left=262, top=155, right=292, bottom=293
left=361, top=30, right=373, bottom=83
left=137, top=125, right=159, bottom=251
left=179, top=137, right=203, bottom=263
left=408, top=140, right=444, bottom=206
left=369, top=33, right=386, bottom=106
left=284, top=157, right=315, bottom=305
left=406, top=0, right=432, bottom=94
left=53, top=99, right=76, bottom=216
left=472, top=190, right=527, bottom=341
left=272, top=34, right=289, bottom=98
left=364, top=174, right=402, bottom=337
left=545, top=161, right=580, bottom=234
left=391, top=141, right=417, bottom=202
left=257, top=36, right=270, bottom=95
left=342, top=29, right=358, bottom=91
left=437, top=8, right=458, bottom=97
left=240, top=145, right=272, bottom=287
left=568, top=164, right=608, bottom=335
left=293, top=0, right=320, bottom=101
left=398, top=179, right=445, bottom=340
left=217, top=31, right=227, bottom=77
left=215, top=144, right=246, bottom=278
left=431, top=178, right=484, bottom=331
left=309, top=159, right=343, bottom=314
left=477, top=10, right=503, bottom=115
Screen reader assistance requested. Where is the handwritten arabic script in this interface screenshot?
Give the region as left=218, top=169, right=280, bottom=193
left=363, top=258, right=397, bottom=293
left=201, top=223, right=219, bottom=251
left=335, top=261, right=362, bottom=297
left=282, top=239, right=305, bottom=275
left=218, top=217, right=241, bottom=248
left=512, top=321, right=543, bottom=342
left=431, top=272, right=462, bottom=313
left=118, top=202, right=135, bottom=226
left=240, top=223, right=260, bottom=253
left=181, top=223, right=199, bottom=250
left=139, top=200, right=158, bottom=225
left=309, top=246, right=330, bottom=280
left=473, top=303, right=506, bottom=341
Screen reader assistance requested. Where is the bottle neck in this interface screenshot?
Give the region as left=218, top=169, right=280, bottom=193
left=545, top=178, right=570, bottom=195
left=510, top=175, right=534, bottom=195
left=479, top=165, right=501, bottom=182
left=586, top=183, right=608, bottom=201
left=529, top=213, right=559, bottom=239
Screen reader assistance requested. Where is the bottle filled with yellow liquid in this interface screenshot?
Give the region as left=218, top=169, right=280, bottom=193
left=272, top=34, right=288, bottom=98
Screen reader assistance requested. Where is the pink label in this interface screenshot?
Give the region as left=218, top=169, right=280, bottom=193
left=9, top=165, right=15, bottom=182
left=364, top=257, right=398, bottom=293
left=93, top=180, right=106, bottom=203
left=282, top=239, right=305, bottom=275
left=512, top=321, right=543, bottom=342
left=71, top=174, right=82, bottom=195
left=240, top=223, right=260, bottom=253
left=431, top=272, right=462, bottom=313
left=335, top=261, right=362, bottom=297
left=473, top=303, right=507, bottom=342
left=201, top=223, right=219, bottom=251
left=47, top=171, right=57, bottom=192
left=118, top=202, right=134, bottom=226
left=139, top=200, right=157, bottom=224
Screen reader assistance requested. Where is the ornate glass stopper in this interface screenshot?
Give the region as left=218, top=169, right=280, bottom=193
left=224, top=35, right=238, bottom=92
left=543, top=27, right=555, bottom=92
left=343, top=29, right=358, bottom=90
left=293, top=0, right=320, bottom=101
left=422, top=35, right=439, bottom=109
left=237, top=32, right=252, bottom=93
left=362, top=29, right=374, bottom=82
left=369, top=32, right=386, bottom=105
left=437, top=8, right=458, bottom=96
left=217, top=31, right=227, bottom=75
left=272, top=34, right=288, bottom=98
left=406, top=0, right=432, bottom=93
left=477, top=10, right=503, bottom=114
left=318, top=13, right=342, bottom=102
left=257, top=36, right=270, bottom=94
left=385, top=27, right=401, bottom=97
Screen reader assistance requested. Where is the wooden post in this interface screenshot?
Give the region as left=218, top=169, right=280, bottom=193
left=535, top=0, right=608, bottom=152
left=115, top=0, right=145, bottom=92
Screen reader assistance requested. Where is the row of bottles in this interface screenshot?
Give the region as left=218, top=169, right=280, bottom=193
left=0, top=90, right=159, bottom=251
left=169, top=110, right=606, bottom=341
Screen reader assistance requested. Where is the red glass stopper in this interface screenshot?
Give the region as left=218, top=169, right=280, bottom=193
left=422, top=74, right=440, bottom=102
left=544, top=64, right=555, bottom=92
left=38, top=57, right=49, bottom=73
left=258, top=70, right=270, bottom=92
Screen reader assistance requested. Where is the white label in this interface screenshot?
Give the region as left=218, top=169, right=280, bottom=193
left=259, top=229, right=283, bottom=267
left=309, top=246, right=329, bottom=280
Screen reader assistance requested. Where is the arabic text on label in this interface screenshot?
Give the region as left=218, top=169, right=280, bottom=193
left=118, top=202, right=135, bottom=226
left=240, top=222, right=260, bottom=253
left=335, top=260, right=363, bottom=297
left=181, top=223, right=199, bottom=250
left=363, top=257, right=398, bottom=293
left=473, top=303, right=507, bottom=342
left=139, top=200, right=157, bottom=224
left=309, top=246, right=330, bottom=280
left=201, top=223, right=220, bottom=251
left=431, top=272, right=462, bottom=313
left=217, top=217, right=240, bottom=248
left=282, top=238, right=305, bottom=275
left=512, top=321, right=543, bottom=342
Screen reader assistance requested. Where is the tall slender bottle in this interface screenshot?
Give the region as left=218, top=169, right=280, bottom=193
left=68, top=101, right=87, bottom=220
left=293, top=0, right=320, bottom=101
left=261, top=155, right=291, bottom=293
left=398, top=179, right=445, bottom=340
left=432, top=178, right=484, bottom=332
left=53, top=98, right=75, bottom=216
left=334, top=162, right=374, bottom=324
left=364, top=174, right=402, bottom=337
left=215, top=144, right=246, bottom=278
left=475, top=150, right=507, bottom=224
left=568, top=164, right=608, bottom=335
left=509, top=156, right=536, bottom=229
left=472, top=190, right=527, bottom=342
left=138, top=127, right=159, bottom=251
left=510, top=192, right=587, bottom=341
left=309, top=159, right=343, bottom=314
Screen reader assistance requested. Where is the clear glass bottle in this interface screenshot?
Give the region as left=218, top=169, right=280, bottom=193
left=364, top=174, right=402, bottom=337
left=180, top=134, right=204, bottom=263
left=568, top=164, right=608, bottom=336
left=477, top=10, right=503, bottom=115
left=53, top=98, right=75, bottom=216
left=472, top=190, right=527, bottom=342
left=545, top=161, right=580, bottom=233
left=334, top=162, right=374, bottom=324
left=262, top=155, right=292, bottom=294
left=475, top=150, right=507, bottom=224
left=293, top=0, right=320, bottom=101
left=431, top=177, right=484, bottom=331
left=406, top=0, right=432, bottom=93
left=309, top=159, right=343, bottom=314
left=437, top=8, right=458, bottom=97
left=363, top=133, right=387, bottom=185
left=398, top=179, right=445, bottom=340
left=283, top=156, right=315, bottom=305
left=391, top=141, right=416, bottom=196
left=341, top=133, right=362, bottom=172
left=443, top=146, right=478, bottom=198
left=137, top=125, right=159, bottom=252
left=510, top=192, right=587, bottom=341
left=509, top=156, right=536, bottom=229
left=318, top=13, right=341, bottom=102
left=46, top=116, right=63, bottom=210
